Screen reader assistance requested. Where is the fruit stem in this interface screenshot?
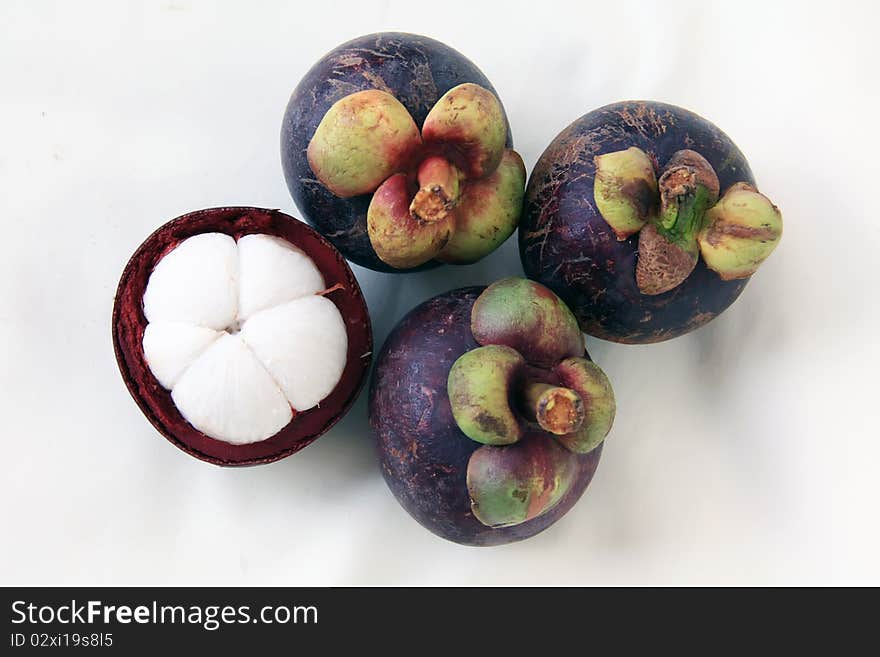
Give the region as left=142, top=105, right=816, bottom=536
left=517, top=381, right=585, bottom=436
left=409, top=156, right=461, bottom=223
left=656, top=184, right=711, bottom=255
left=654, top=151, right=719, bottom=255
left=635, top=150, right=723, bottom=295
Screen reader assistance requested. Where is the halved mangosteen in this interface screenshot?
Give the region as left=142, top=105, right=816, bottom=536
left=113, top=207, right=372, bottom=466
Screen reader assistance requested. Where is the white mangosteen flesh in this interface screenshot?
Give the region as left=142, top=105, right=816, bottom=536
left=141, top=233, right=348, bottom=444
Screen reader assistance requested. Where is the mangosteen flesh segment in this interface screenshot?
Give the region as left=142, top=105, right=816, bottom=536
left=306, top=81, right=524, bottom=270
left=592, top=143, right=780, bottom=296
left=142, top=232, right=347, bottom=445
left=445, top=278, right=616, bottom=531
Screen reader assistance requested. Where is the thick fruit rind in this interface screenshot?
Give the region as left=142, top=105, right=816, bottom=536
left=521, top=100, right=756, bottom=343
left=370, top=287, right=601, bottom=546
left=113, top=207, right=372, bottom=466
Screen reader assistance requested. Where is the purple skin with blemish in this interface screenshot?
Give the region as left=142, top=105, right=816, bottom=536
left=520, top=101, right=756, bottom=343
left=370, top=287, right=601, bottom=546
left=282, top=32, right=513, bottom=272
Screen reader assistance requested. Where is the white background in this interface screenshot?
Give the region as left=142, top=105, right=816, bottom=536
left=1, top=0, right=877, bottom=585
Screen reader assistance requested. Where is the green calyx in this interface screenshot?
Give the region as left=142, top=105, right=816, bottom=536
left=697, top=183, right=783, bottom=280
left=553, top=358, right=616, bottom=454
left=308, top=84, right=524, bottom=270
left=307, top=90, right=421, bottom=198
left=422, top=83, right=507, bottom=179
left=467, top=436, right=579, bottom=528
left=657, top=180, right=714, bottom=252
left=366, top=173, right=452, bottom=269
left=447, top=345, right=525, bottom=446
left=593, top=146, right=782, bottom=294
left=447, top=279, right=617, bottom=528
left=470, top=277, right=584, bottom=367
left=655, top=150, right=719, bottom=249
left=434, top=150, right=526, bottom=265
left=593, top=147, right=659, bottom=239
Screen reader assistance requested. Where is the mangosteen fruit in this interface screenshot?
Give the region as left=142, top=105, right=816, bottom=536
left=113, top=207, right=371, bottom=466
left=371, top=278, right=615, bottom=546
left=521, top=101, right=783, bottom=344
left=282, top=32, right=525, bottom=272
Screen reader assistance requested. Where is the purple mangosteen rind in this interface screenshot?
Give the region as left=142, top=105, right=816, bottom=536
left=521, top=100, right=773, bottom=344
left=113, top=207, right=372, bottom=467
left=282, top=32, right=515, bottom=272
left=370, top=286, right=605, bottom=546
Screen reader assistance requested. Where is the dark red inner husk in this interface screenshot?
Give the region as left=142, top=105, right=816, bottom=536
left=112, top=207, right=372, bottom=466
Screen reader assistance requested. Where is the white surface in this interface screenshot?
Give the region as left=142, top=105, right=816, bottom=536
left=1, top=0, right=877, bottom=585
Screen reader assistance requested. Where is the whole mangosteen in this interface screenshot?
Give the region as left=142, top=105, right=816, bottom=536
left=113, top=207, right=372, bottom=466
left=282, top=32, right=524, bottom=272
left=371, top=278, right=615, bottom=546
left=520, top=101, right=783, bottom=344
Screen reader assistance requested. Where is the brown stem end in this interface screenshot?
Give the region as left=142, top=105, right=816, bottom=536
left=409, top=156, right=460, bottom=223
left=521, top=382, right=585, bottom=435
